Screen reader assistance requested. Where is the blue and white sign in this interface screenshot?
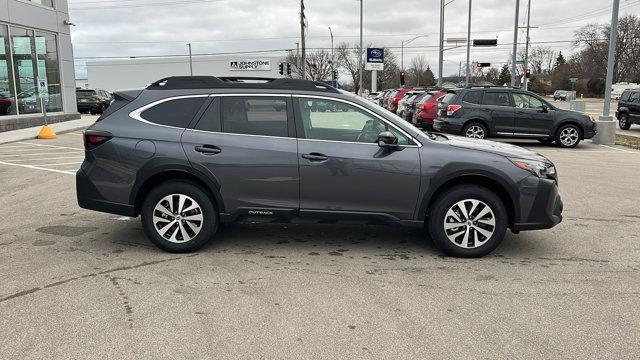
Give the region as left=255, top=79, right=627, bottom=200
left=38, top=78, right=47, bottom=92
left=366, top=48, right=384, bottom=71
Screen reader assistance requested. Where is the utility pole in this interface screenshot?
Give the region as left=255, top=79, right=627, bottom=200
left=465, top=0, right=472, bottom=86
left=329, top=26, right=334, bottom=82
left=300, top=0, right=306, bottom=80
left=511, top=0, right=520, bottom=87
left=187, top=43, right=193, bottom=76
left=593, top=0, right=620, bottom=145
left=523, top=0, right=531, bottom=90
left=358, top=0, right=363, bottom=95
left=437, top=0, right=444, bottom=87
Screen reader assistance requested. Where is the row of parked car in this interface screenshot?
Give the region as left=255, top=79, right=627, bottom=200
left=368, top=85, right=598, bottom=148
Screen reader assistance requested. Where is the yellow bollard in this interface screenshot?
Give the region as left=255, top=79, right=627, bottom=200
left=37, top=125, right=57, bottom=139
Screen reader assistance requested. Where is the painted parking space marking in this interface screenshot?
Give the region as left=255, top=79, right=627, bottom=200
left=0, top=160, right=76, bottom=175
left=0, top=138, right=85, bottom=175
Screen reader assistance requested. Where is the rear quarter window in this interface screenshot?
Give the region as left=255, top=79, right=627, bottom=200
left=462, top=91, right=482, bottom=104
left=140, top=96, right=207, bottom=128
left=440, top=93, right=457, bottom=104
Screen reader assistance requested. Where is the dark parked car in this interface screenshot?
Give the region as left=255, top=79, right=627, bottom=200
left=616, top=89, right=640, bottom=130
left=433, top=87, right=597, bottom=148
left=553, top=90, right=569, bottom=101
left=77, top=76, right=563, bottom=258
left=403, top=92, right=429, bottom=123
left=77, top=88, right=113, bottom=115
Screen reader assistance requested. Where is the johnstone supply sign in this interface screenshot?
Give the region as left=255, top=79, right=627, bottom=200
left=365, top=48, right=384, bottom=71
left=229, top=60, right=272, bottom=71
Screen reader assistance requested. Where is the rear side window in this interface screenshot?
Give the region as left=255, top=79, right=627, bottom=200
left=221, top=97, right=288, bottom=137
left=194, top=98, right=221, bottom=132
left=141, top=96, right=207, bottom=128
left=629, top=92, right=640, bottom=103
left=463, top=91, right=482, bottom=104
left=483, top=92, right=512, bottom=107
left=440, top=93, right=457, bottom=104
left=620, top=91, right=630, bottom=102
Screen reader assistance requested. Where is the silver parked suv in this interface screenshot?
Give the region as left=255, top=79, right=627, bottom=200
left=77, top=76, right=563, bottom=257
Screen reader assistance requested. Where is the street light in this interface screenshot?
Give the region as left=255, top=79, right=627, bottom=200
left=357, top=0, right=363, bottom=95
left=187, top=43, right=193, bottom=76
left=401, top=34, right=428, bottom=71
left=329, top=26, right=334, bottom=82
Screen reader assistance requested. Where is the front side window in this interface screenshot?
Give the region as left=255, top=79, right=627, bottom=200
left=297, top=98, right=410, bottom=145
left=629, top=92, right=640, bottom=103
left=483, top=92, right=512, bottom=107
left=513, top=93, right=544, bottom=109
left=620, top=91, right=630, bottom=102
left=221, top=97, right=288, bottom=137
left=140, top=97, right=207, bottom=128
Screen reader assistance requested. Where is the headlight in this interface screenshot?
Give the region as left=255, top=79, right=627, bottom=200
left=509, top=158, right=556, bottom=179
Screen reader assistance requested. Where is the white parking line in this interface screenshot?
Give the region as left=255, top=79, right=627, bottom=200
left=31, top=161, right=83, bottom=166
left=16, top=141, right=84, bottom=151
left=0, top=160, right=75, bottom=175
left=0, top=151, right=83, bottom=157
left=9, top=156, right=85, bottom=162
left=600, top=144, right=638, bottom=153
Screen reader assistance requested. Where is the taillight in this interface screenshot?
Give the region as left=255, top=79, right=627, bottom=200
left=423, top=102, right=436, bottom=110
left=84, top=132, right=112, bottom=150
left=447, top=104, right=462, bottom=116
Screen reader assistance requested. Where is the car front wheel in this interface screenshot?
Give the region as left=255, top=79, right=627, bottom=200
left=619, top=114, right=631, bottom=130
left=428, top=185, right=508, bottom=257
left=141, top=181, right=218, bottom=252
left=555, top=124, right=581, bottom=148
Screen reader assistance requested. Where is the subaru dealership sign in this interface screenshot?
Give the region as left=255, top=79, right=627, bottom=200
left=229, top=60, right=272, bottom=71
left=365, top=48, right=384, bottom=71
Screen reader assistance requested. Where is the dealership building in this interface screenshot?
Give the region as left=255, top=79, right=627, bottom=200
left=0, top=0, right=78, bottom=132
left=86, top=56, right=285, bottom=92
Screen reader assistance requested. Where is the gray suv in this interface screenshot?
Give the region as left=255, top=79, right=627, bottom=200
left=77, top=76, right=563, bottom=257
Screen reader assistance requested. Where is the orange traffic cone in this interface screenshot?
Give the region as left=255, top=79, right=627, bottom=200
left=37, top=125, right=56, bottom=139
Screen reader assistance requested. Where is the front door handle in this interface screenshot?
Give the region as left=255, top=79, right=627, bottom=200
left=301, top=152, right=328, bottom=161
left=194, top=145, right=222, bottom=155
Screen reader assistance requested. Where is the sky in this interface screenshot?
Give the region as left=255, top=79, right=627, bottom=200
left=68, top=0, right=640, bottom=80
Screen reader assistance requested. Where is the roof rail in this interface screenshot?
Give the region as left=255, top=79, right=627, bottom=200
left=464, top=85, right=522, bottom=89
left=146, top=76, right=340, bottom=93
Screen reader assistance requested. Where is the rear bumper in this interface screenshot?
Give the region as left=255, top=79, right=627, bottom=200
left=76, top=168, right=136, bottom=217
left=512, top=177, right=563, bottom=231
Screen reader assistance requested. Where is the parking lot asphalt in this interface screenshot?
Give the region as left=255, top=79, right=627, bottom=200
left=1, top=132, right=639, bottom=359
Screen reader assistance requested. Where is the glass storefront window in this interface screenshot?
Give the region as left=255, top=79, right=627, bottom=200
left=36, top=31, right=61, bottom=112
left=11, top=27, right=40, bottom=114
left=0, top=25, right=17, bottom=116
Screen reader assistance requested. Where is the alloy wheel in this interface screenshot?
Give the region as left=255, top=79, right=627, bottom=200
left=559, top=127, right=579, bottom=147
left=465, top=125, right=486, bottom=139
left=443, top=199, right=496, bottom=249
left=152, top=194, right=203, bottom=243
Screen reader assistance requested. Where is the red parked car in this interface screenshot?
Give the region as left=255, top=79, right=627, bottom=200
left=390, top=87, right=414, bottom=113
left=412, top=90, right=446, bottom=130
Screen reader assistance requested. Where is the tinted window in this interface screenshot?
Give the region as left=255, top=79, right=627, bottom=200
left=77, top=90, right=96, bottom=96
left=483, top=92, right=511, bottom=107
left=620, top=91, right=630, bottom=102
left=414, top=92, right=429, bottom=102
left=298, top=98, right=410, bottom=145
left=629, top=92, right=640, bottom=103
left=441, top=93, right=457, bottom=104
left=221, top=97, right=288, bottom=137
left=513, top=93, right=544, bottom=109
left=141, top=97, right=207, bottom=128
left=463, top=91, right=482, bottom=104
left=194, top=98, right=221, bottom=132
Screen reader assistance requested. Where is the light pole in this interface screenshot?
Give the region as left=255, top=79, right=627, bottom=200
left=357, top=0, right=363, bottom=95
left=401, top=35, right=428, bottom=71
left=300, top=0, right=306, bottom=80
left=437, top=0, right=445, bottom=87
left=187, top=43, right=193, bottom=76
left=329, top=26, right=334, bottom=82
left=511, top=0, right=520, bottom=87
left=593, top=0, right=620, bottom=145
left=465, top=0, right=472, bottom=86
left=523, top=0, right=531, bottom=91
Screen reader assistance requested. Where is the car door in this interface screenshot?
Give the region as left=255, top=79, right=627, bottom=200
left=512, top=92, right=555, bottom=136
left=629, top=92, right=640, bottom=121
left=181, top=95, right=299, bottom=217
left=294, top=96, right=421, bottom=221
left=481, top=91, right=515, bottom=135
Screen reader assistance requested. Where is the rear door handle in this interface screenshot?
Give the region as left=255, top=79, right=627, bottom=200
left=194, top=145, right=222, bottom=155
left=301, top=152, right=328, bottom=161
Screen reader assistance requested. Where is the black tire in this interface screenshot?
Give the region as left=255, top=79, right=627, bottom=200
left=90, top=109, right=97, bottom=115
left=619, top=113, right=631, bottom=130
left=462, top=122, right=488, bottom=139
left=555, top=123, right=582, bottom=148
left=141, top=181, right=218, bottom=253
left=538, top=138, right=554, bottom=145
left=428, top=185, right=508, bottom=258
left=98, top=104, right=106, bottom=114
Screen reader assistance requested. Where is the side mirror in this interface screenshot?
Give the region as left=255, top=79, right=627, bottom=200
left=377, top=131, right=400, bottom=150
left=537, top=105, right=548, bottom=113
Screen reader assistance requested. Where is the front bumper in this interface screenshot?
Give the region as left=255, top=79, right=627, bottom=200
left=511, top=177, right=563, bottom=231
left=433, top=119, right=463, bottom=135
left=583, top=122, right=597, bottom=139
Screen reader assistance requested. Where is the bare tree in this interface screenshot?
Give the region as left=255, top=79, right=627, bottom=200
left=283, top=49, right=334, bottom=81
left=408, top=55, right=428, bottom=86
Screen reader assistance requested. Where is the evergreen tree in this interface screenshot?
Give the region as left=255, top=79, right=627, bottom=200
left=498, top=65, right=511, bottom=86
left=424, top=66, right=436, bottom=86
left=554, top=51, right=566, bottom=69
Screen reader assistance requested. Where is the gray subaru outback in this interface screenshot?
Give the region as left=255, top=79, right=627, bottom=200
left=77, top=76, right=563, bottom=257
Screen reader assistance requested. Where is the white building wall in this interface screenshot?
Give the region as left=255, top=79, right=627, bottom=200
left=87, top=56, right=285, bottom=92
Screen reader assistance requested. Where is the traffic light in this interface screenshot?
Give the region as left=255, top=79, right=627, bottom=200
left=278, top=63, right=284, bottom=75
left=525, top=68, right=531, bottom=78
left=286, top=63, right=292, bottom=76
left=400, top=71, right=406, bottom=86
left=333, top=70, right=338, bottom=80
left=476, top=62, right=491, bottom=68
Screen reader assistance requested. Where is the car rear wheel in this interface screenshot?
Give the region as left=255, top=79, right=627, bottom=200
left=428, top=185, right=508, bottom=257
left=619, top=114, right=631, bottom=130
left=463, top=122, right=488, bottom=139
left=141, top=181, right=218, bottom=252
left=555, top=124, right=581, bottom=148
